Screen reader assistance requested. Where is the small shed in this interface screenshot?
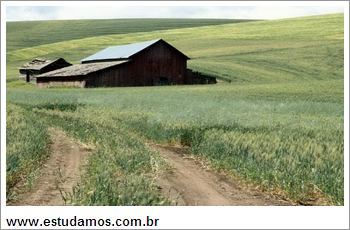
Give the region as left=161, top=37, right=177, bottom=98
left=19, top=58, right=72, bottom=82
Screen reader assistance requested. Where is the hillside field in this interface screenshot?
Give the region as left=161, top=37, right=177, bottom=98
left=6, top=14, right=344, bottom=205
left=7, top=18, right=250, bottom=52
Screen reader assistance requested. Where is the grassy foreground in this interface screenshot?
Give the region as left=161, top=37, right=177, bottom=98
left=6, top=104, right=50, bottom=200
left=7, top=102, right=170, bottom=205
left=6, top=14, right=344, bottom=205
left=7, top=80, right=344, bottom=205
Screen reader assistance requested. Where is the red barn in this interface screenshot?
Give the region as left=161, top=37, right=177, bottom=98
left=36, top=39, right=193, bottom=87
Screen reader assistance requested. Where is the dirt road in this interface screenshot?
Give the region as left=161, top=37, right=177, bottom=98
left=151, top=144, right=291, bottom=206
left=10, top=128, right=289, bottom=206
left=11, top=128, right=91, bottom=206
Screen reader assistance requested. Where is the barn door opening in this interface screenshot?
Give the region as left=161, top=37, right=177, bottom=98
left=159, top=76, right=169, bottom=85
left=26, top=72, right=30, bottom=82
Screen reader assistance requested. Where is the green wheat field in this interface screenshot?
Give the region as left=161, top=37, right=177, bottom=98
left=6, top=14, right=344, bottom=205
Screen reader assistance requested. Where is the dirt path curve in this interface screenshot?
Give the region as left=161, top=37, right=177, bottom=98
left=12, top=128, right=91, bottom=206
left=151, top=144, right=291, bottom=206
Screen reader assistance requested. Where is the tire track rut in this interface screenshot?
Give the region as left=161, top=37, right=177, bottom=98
left=11, top=128, right=91, bottom=206
left=151, top=144, right=291, bottom=206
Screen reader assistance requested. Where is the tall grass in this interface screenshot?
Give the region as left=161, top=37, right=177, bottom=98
left=6, top=104, right=50, bottom=201
left=32, top=106, right=169, bottom=205
left=7, top=79, right=344, bottom=204
left=113, top=111, right=344, bottom=204
left=192, top=128, right=343, bottom=204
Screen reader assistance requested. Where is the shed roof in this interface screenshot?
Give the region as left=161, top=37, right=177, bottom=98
left=37, top=60, right=128, bottom=78
left=81, top=39, right=189, bottom=63
left=20, top=58, right=68, bottom=71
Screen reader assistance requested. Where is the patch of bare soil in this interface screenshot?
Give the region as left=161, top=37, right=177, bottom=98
left=150, top=144, right=292, bottom=206
left=11, top=128, right=91, bottom=206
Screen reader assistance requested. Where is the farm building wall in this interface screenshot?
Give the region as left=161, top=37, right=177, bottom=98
left=36, top=76, right=86, bottom=88
left=129, top=42, right=187, bottom=85
left=85, top=64, right=129, bottom=87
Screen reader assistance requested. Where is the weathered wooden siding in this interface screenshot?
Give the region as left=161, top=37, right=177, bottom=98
left=129, top=41, right=187, bottom=85
left=37, top=81, right=86, bottom=88
left=84, top=41, right=188, bottom=87
left=85, top=64, right=129, bottom=87
left=36, top=76, right=86, bottom=88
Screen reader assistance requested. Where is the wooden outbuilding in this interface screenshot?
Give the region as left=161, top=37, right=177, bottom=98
left=36, top=39, right=216, bottom=87
left=19, top=58, right=72, bottom=82
left=36, top=61, right=129, bottom=87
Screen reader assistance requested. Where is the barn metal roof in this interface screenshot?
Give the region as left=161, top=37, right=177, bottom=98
left=81, top=39, right=160, bottom=63
left=36, top=60, right=129, bottom=78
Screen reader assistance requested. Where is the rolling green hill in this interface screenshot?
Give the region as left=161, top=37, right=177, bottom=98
left=7, top=18, right=251, bottom=52
left=7, top=14, right=343, bottom=84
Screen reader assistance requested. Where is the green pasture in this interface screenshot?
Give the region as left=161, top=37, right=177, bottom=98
left=7, top=18, right=247, bottom=52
